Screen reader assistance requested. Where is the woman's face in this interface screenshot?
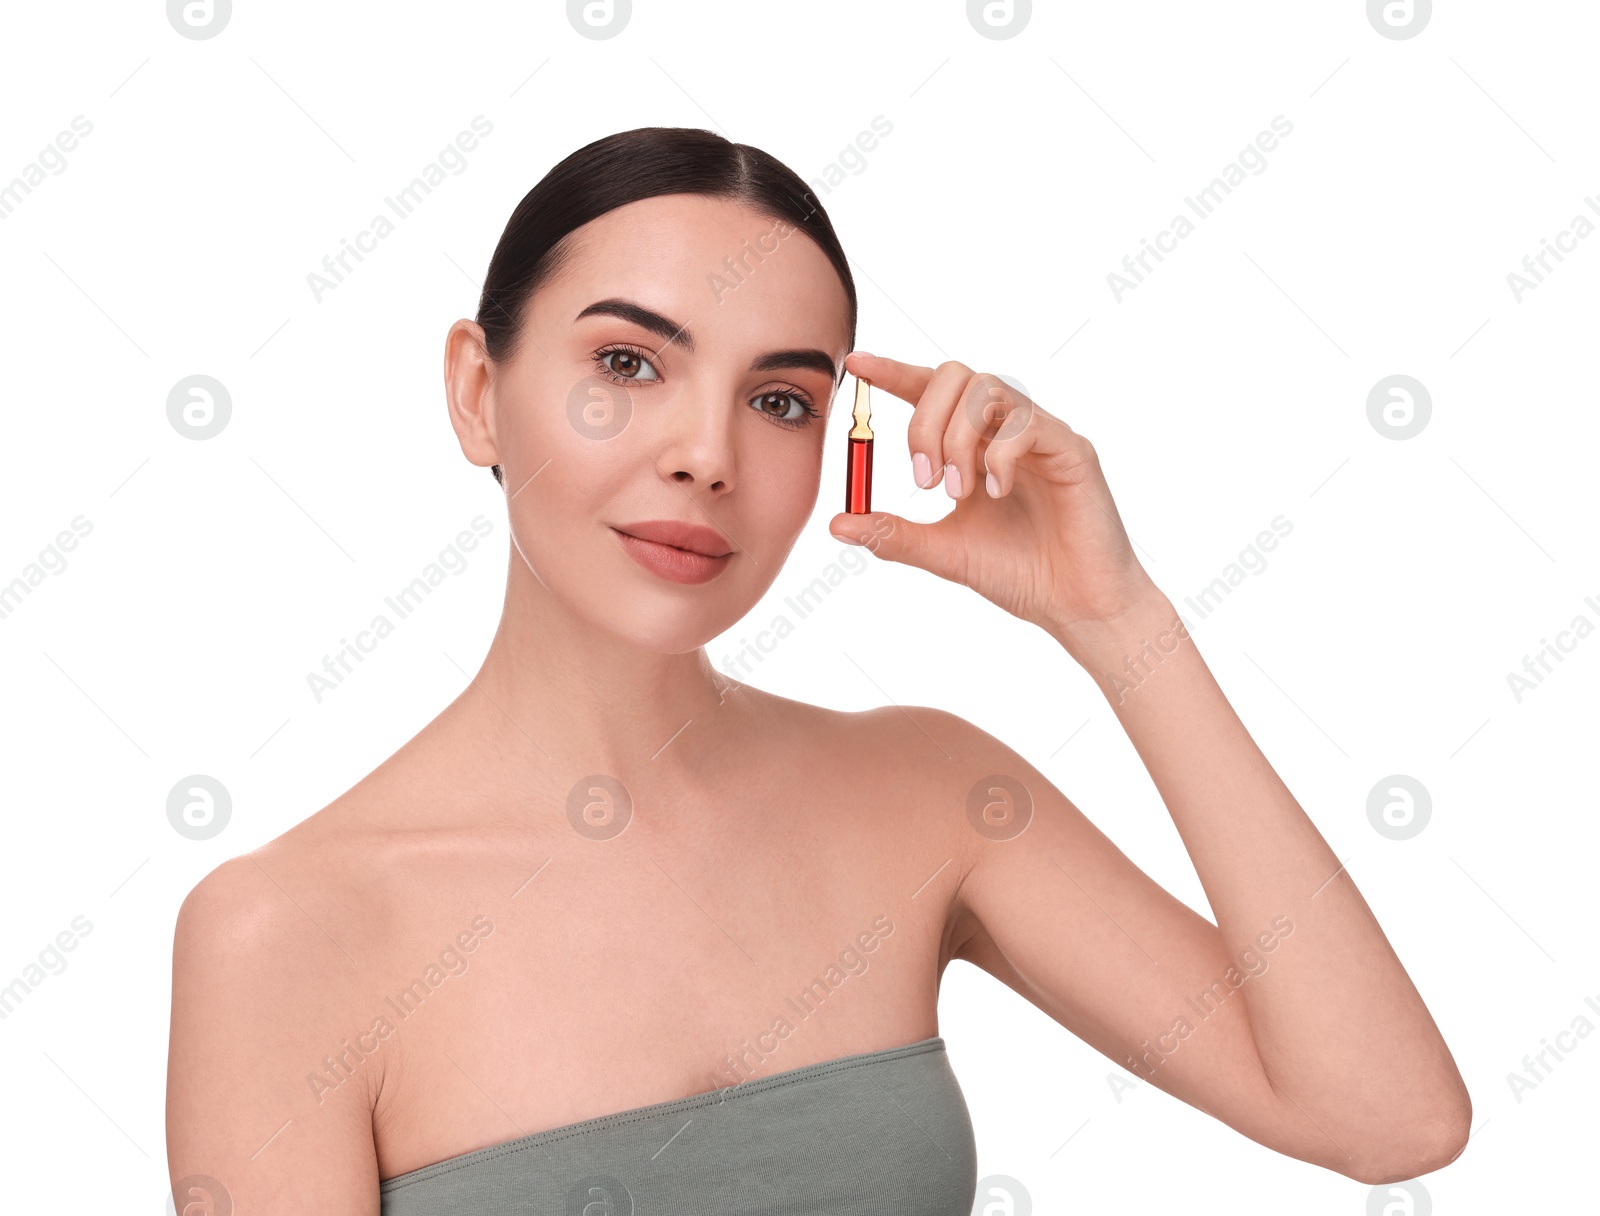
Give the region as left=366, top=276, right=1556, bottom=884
left=485, top=193, right=853, bottom=653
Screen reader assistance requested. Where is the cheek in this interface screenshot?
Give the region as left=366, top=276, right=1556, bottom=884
left=492, top=372, right=550, bottom=471
left=497, top=397, right=610, bottom=527
left=752, top=437, right=824, bottom=525
left=498, top=369, right=629, bottom=483
left=523, top=433, right=628, bottom=527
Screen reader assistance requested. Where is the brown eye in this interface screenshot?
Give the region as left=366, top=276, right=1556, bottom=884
left=595, top=347, right=661, bottom=382
left=749, top=390, right=818, bottom=429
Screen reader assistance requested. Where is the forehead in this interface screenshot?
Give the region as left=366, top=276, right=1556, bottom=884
left=541, top=193, right=852, bottom=355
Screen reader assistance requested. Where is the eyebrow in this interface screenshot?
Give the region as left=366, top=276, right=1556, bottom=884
left=575, top=297, right=839, bottom=385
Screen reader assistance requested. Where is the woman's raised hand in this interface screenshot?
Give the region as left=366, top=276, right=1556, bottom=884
left=828, top=351, right=1164, bottom=645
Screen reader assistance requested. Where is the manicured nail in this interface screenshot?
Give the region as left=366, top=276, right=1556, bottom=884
left=944, top=463, right=961, bottom=497
left=986, top=472, right=1000, bottom=498
left=912, top=451, right=932, bottom=487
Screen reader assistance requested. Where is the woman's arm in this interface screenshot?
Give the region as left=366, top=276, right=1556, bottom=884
left=167, top=855, right=382, bottom=1213
left=830, top=352, right=1471, bottom=1183
left=1046, top=586, right=1470, bottom=1176
left=927, top=677, right=1468, bottom=1184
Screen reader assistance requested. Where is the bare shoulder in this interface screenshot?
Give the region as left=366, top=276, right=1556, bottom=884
left=741, top=688, right=1033, bottom=817
left=172, top=829, right=376, bottom=971
left=172, top=791, right=397, bottom=973
left=848, top=701, right=1042, bottom=802
left=860, top=702, right=1018, bottom=759
left=852, top=703, right=1055, bottom=945
left=169, top=744, right=452, bottom=1019
left=166, top=755, right=439, bottom=1208
left=170, top=848, right=369, bottom=1084
left=745, top=688, right=1040, bottom=908
left=174, top=849, right=306, bottom=961
left=741, top=684, right=1010, bottom=757
left=168, top=846, right=382, bottom=1209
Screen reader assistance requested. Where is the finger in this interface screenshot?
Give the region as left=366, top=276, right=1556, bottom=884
left=841, top=354, right=975, bottom=492
left=944, top=373, right=1016, bottom=502
left=983, top=409, right=1099, bottom=498
left=905, top=361, right=977, bottom=492
left=842, top=352, right=934, bottom=407
left=826, top=510, right=967, bottom=585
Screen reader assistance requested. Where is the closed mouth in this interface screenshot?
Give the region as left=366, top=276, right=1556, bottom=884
left=612, top=521, right=734, bottom=558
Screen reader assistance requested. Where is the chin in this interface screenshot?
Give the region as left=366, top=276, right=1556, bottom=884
left=600, top=599, right=745, bottom=655
left=550, top=553, right=746, bottom=650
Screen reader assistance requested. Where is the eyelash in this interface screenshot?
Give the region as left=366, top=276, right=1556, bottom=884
left=591, top=344, right=821, bottom=429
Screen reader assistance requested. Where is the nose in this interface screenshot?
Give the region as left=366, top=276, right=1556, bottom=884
left=654, top=387, right=736, bottom=495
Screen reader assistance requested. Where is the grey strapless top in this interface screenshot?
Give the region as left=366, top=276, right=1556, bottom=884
left=379, top=1036, right=976, bottom=1215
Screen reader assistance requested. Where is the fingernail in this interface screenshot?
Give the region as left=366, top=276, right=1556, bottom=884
left=912, top=451, right=931, bottom=487
left=944, top=463, right=961, bottom=497
left=851, top=350, right=874, bottom=359
left=986, top=472, right=999, bottom=498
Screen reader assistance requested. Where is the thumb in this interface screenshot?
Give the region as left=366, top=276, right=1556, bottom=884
left=828, top=511, right=961, bottom=580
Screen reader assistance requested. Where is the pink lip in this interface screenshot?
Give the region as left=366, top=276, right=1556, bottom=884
left=612, top=525, right=734, bottom=585
left=614, top=520, right=734, bottom=556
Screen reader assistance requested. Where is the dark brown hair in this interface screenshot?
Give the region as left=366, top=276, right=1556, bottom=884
left=474, top=127, right=859, bottom=484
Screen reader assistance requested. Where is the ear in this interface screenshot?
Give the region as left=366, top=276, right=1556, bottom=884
left=444, top=319, right=501, bottom=473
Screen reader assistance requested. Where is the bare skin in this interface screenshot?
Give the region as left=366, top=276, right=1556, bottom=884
left=166, top=192, right=1471, bottom=1213
left=168, top=682, right=973, bottom=1192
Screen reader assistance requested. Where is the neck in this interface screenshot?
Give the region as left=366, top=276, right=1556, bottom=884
left=445, top=549, right=747, bottom=791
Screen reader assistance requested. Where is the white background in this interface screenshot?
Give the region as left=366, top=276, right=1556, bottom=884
left=1, top=1, right=1595, bottom=1212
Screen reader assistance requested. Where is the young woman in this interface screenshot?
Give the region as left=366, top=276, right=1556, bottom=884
left=165, top=127, right=1471, bottom=1214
